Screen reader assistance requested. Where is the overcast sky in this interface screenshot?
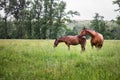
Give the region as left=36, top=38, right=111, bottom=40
left=0, top=0, right=119, bottom=21
left=63, top=0, right=119, bottom=20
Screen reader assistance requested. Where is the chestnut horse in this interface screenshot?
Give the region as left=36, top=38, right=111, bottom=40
left=54, top=35, right=86, bottom=51
left=80, top=28, right=104, bottom=48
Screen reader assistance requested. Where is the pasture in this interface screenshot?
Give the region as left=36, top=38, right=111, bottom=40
left=0, top=40, right=120, bottom=80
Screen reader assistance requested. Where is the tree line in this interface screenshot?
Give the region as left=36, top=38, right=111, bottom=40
left=0, top=0, right=79, bottom=39
left=0, top=0, right=120, bottom=39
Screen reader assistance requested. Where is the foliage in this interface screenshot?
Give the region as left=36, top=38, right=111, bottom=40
left=113, top=0, right=120, bottom=25
left=0, top=0, right=80, bottom=39
left=113, top=0, right=120, bottom=12
left=113, top=0, right=120, bottom=39
left=65, top=27, right=78, bottom=36
left=90, top=13, right=106, bottom=35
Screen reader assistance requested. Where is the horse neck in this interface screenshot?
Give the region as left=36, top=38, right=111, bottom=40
left=77, top=35, right=83, bottom=38
left=58, top=37, right=65, bottom=43
left=86, top=30, right=96, bottom=38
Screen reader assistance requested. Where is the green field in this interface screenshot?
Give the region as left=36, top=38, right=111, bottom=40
left=0, top=40, right=120, bottom=80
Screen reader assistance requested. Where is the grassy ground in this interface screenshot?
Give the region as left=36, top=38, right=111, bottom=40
left=0, top=39, right=120, bottom=80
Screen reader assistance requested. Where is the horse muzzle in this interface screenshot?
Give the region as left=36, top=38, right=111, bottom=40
left=53, top=45, right=56, bottom=48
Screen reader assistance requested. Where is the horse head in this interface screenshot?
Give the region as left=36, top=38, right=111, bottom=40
left=77, top=35, right=86, bottom=39
left=80, top=27, right=87, bottom=36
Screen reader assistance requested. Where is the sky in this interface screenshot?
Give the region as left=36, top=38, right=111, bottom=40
left=0, top=0, right=119, bottom=21
left=63, top=0, right=119, bottom=20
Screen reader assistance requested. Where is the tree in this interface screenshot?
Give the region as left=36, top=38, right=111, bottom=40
left=113, top=0, right=120, bottom=25
left=116, top=16, right=120, bottom=25
left=0, top=0, right=80, bottom=39
left=31, top=0, right=43, bottom=39
left=113, top=0, right=120, bottom=39
left=0, top=15, right=5, bottom=38
left=113, top=0, right=120, bottom=12
left=51, top=0, right=80, bottom=39
left=90, top=13, right=99, bottom=31
left=65, top=27, right=78, bottom=36
left=0, top=0, right=10, bottom=38
left=90, top=13, right=106, bottom=35
left=1, top=0, right=27, bottom=39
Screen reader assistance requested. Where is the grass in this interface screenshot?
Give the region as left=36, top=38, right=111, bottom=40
left=0, top=39, right=120, bottom=80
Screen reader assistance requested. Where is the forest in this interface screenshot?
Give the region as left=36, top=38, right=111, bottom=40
left=0, top=0, right=120, bottom=39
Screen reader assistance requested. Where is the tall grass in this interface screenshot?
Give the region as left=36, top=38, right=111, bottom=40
left=0, top=40, right=120, bottom=80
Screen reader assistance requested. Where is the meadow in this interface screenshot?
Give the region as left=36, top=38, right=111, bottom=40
left=0, top=39, right=120, bottom=80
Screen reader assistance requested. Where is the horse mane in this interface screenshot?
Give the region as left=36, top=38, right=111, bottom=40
left=83, top=28, right=95, bottom=32
left=84, top=28, right=97, bottom=37
left=77, top=35, right=86, bottom=38
left=57, top=36, right=66, bottom=42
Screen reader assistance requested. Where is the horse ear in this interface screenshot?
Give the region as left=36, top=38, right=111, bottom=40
left=55, top=38, right=57, bottom=41
left=83, top=27, right=86, bottom=30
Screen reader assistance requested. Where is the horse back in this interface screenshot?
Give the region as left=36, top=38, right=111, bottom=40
left=67, top=36, right=79, bottom=43
left=63, top=36, right=80, bottom=45
left=97, top=33, right=104, bottom=42
left=91, top=33, right=104, bottom=45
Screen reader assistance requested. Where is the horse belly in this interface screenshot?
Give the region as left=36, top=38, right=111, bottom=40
left=71, top=43, right=79, bottom=45
left=91, top=37, right=103, bottom=47
left=69, top=39, right=79, bottom=45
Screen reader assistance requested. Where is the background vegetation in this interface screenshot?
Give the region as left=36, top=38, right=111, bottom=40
left=0, top=0, right=120, bottom=39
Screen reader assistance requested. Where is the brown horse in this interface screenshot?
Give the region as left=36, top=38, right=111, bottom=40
left=54, top=35, right=86, bottom=51
left=80, top=28, right=104, bottom=48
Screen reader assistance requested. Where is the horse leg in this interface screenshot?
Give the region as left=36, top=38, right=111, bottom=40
left=98, top=44, right=102, bottom=48
left=95, top=43, right=98, bottom=48
left=90, top=39, right=94, bottom=49
left=95, top=43, right=101, bottom=49
left=100, top=44, right=102, bottom=48
left=65, top=42, right=70, bottom=50
left=82, top=46, right=85, bottom=51
left=81, top=44, right=85, bottom=51
left=91, top=43, right=94, bottom=49
left=67, top=45, right=70, bottom=50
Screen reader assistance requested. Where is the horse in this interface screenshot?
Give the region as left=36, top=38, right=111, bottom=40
left=80, top=28, right=104, bottom=48
left=54, top=35, right=86, bottom=51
